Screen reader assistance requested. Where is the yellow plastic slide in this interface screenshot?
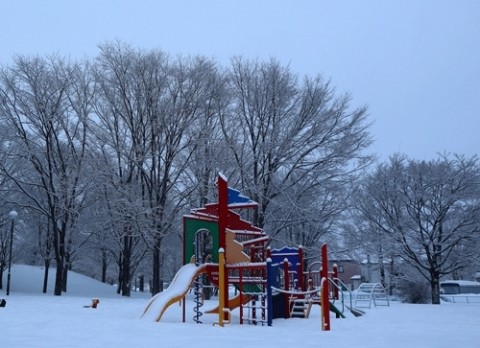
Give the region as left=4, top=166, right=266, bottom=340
left=141, top=263, right=207, bottom=322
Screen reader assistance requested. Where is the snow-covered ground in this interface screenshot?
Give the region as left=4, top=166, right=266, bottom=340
left=1, top=265, right=479, bottom=348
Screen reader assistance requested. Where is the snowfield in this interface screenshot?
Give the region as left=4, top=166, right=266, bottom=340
left=1, top=265, right=479, bottom=348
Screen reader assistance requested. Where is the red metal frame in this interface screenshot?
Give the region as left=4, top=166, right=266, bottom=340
left=321, top=244, right=330, bottom=331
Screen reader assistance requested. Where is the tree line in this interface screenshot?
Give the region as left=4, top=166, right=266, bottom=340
left=347, top=155, right=480, bottom=303
left=0, top=42, right=478, bottom=304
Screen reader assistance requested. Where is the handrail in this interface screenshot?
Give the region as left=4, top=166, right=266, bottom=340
left=330, top=277, right=354, bottom=311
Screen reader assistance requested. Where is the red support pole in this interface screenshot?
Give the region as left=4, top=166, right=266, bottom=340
left=283, top=258, right=290, bottom=318
left=298, top=246, right=305, bottom=291
left=217, top=174, right=229, bottom=321
left=333, top=264, right=339, bottom=300
left=321, top=244, right=330, bottom=331
left=218, top=248, right=226, bottom=327
left=218, top=174, right=228, bottom=255
left=321, top=278, right=330, bottom=331
left=320, top=244, right=329, bottom=290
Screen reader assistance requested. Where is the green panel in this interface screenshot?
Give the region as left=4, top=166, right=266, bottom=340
left=183, top=217, right=219, bottom=264
left=237, top=283, right=262, bottom=294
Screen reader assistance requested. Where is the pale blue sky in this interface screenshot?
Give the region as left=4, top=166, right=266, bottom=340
left=1, top=0, right=479, bottom=160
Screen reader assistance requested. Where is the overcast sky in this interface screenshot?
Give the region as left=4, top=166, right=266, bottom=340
left=1, top=0, right=479, bottom=161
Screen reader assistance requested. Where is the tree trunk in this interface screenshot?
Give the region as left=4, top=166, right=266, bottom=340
left=62, top=266, right=68, bottom=293
left=62, top=251, right=70, bottom=292
left=117, top=252, right=123, bottom=295
left=53, top=225, right=66, bottom=296
left=53, top=242, right=65, bottom=296
left=151, top=234, right=165, bottom=295
left=152, top=245, right=161, bottom=295
left=101, top=248, right=107, bottom=283
left=378, top=251, right=386, bottom=290
left=121, top=236, right=131, bottom=297
left=54, top=260, right=63, bottom=296
left=388, top=258, right=395, bottom=296
left=42, top=259, right=50, bottom=293
left=430, top=270, right=441, bottom=305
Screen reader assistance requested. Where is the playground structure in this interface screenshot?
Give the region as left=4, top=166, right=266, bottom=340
left=141, top=173, right=369, bottom=329
left=354, top=283, right=390, bottom=309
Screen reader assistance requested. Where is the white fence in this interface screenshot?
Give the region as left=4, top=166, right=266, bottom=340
left=440, top=295, right=480, bottom=304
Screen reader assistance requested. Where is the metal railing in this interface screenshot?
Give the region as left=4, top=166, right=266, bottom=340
left=440, top=295, right=480, bottom=304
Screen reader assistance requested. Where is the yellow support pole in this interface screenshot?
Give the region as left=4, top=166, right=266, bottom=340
left=218, top=248, right=226, bottom=327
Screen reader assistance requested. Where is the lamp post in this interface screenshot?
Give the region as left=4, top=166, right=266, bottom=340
left=6, top=210, right=18, bottom=296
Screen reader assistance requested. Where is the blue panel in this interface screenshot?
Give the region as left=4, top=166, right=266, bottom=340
left=227, top=187, right=253, bottom=204
left=271, top=246, right=299, bottom=271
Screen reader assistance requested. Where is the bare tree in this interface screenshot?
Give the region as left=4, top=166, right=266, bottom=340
left=0, top=125, right=16, bottom=289
left=0, top=215, right=10, bottom=289
left=93, top=43, right=226, bottom=294
left=180, top=63, right=232, bottom=209
left=0, top=47, right=376, bottom=295
left=354, top=154, right=480, bottom=304
left=266, top=169, right=348, bottom=255
left=341, top=205, right=403, bottom=294
left=92, top=43, right=153, bottom=296
left=222, top=57, right=373, bottom=251
left=140, top=55, right=232, bottom=294
left=0, top=56, right=94, bottom=295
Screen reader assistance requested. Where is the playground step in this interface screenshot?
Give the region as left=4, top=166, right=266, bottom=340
left=290, top=299, right=310, bottom=318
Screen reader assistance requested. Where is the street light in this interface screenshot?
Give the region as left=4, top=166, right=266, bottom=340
left=6, top=210, right=18, bottom=296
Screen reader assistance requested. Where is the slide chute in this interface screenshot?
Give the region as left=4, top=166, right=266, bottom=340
left=141, top=263, right=207, bottom=322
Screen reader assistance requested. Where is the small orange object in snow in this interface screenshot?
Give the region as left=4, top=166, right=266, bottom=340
left=91, top=298, right=100, bottom=308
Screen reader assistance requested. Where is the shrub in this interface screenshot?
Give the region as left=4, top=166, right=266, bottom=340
left=397, top=279, right=430, bottom=304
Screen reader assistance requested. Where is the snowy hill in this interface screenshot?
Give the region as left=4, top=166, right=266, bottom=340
left=1, top=264, right=124, bottom=297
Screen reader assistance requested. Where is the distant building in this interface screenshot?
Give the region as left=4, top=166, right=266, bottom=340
left=329, top=253, right=404, bottom=294
left=328, top=259, right=363, bottom=290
